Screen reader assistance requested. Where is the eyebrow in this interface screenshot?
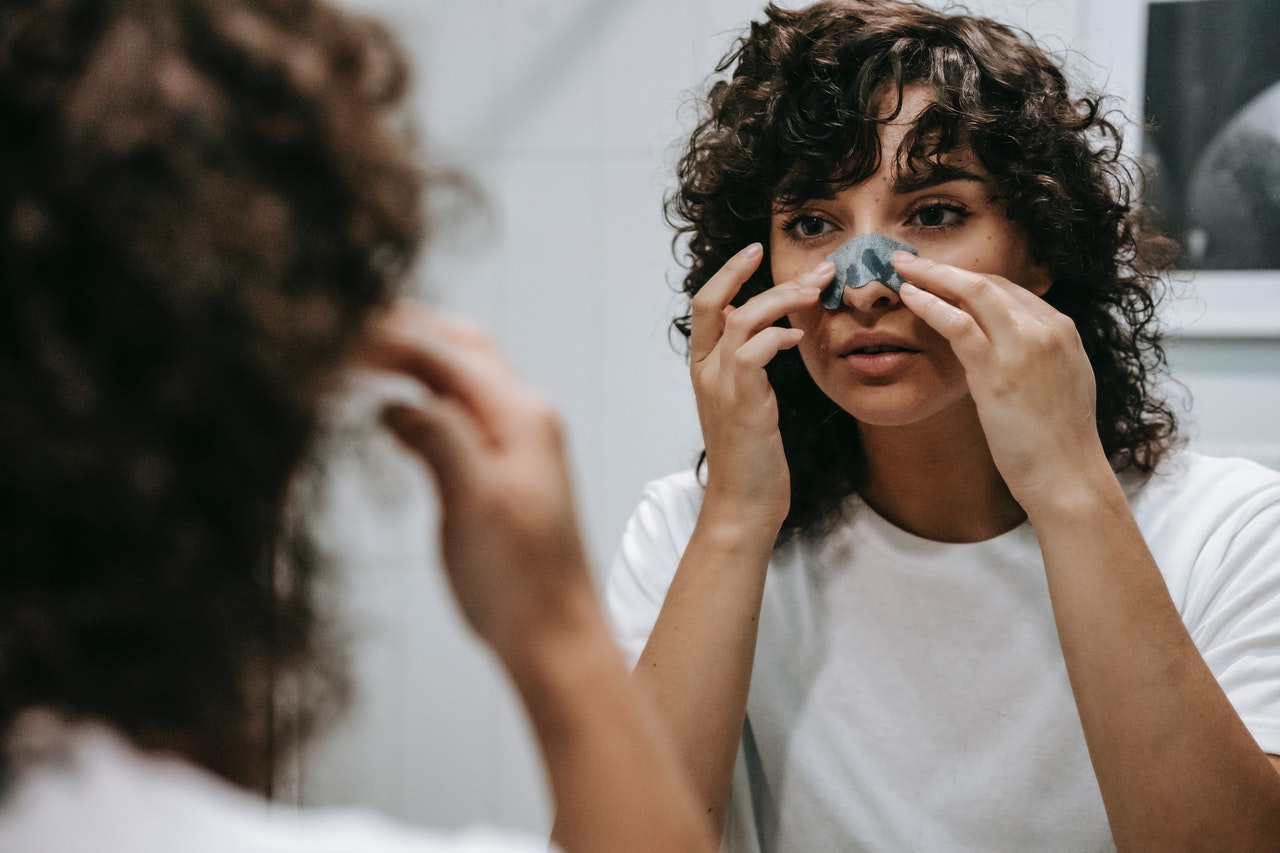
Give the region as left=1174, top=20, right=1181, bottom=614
left=892, top=164, right=987, bottom=194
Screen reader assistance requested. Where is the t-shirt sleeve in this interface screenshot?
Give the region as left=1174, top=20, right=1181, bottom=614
left=603, top=473, right=702, bottom=668
left=1178, top=464, right=1280, bottom=755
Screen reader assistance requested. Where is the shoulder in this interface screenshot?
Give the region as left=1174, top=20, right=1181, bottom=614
left=0, top=714, right=547, bottom=853
left=635, top=468, right=705, bottom=520
left=1125, top=450, right=1280, bottom=612
left=1130, top=456, right=1280, bottom=751
left=609, top=468, right=704, bottom=571
left=603, top=469, right=704, bottom=662
left=614, top=469, right=705, bottom=559
left=1126, top=450, right=1280, bottom=526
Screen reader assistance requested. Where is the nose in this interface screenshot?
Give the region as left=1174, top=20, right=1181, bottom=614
left=841, top=279, right=901, bottom=312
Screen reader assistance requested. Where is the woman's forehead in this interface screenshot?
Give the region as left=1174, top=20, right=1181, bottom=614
left=770, top=147, right=990, bottom=211
left=874, top=83, right=934, bottom=123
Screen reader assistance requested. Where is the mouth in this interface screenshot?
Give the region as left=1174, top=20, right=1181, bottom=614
left=844, top=344, right=919, bottom=356
left=838, top=340, right=921, bottom=377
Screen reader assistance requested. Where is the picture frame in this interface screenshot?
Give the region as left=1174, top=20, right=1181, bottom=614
left=1079, top=0, right=1280, bottom=339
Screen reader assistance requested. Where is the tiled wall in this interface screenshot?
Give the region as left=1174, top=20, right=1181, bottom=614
left=295, top=0, right=1280, bottom=837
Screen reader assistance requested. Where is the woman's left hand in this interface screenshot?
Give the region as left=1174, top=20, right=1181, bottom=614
left=894, top=251, right=1110, bottom=509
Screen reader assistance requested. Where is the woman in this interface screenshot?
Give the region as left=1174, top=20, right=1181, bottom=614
left=0, top=1, right=714, bottom=851
left=605, top=2, right=1280, bottom=850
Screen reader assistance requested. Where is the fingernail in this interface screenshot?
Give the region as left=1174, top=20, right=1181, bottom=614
left=799, top=285, right=822, bottom=297
left=810, top=260, right=834, bottom=276
left=741, top=242, right=763, bottom=260
left=892, top=250, right=917, bottom=265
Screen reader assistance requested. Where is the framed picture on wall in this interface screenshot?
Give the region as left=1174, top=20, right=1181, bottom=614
left=1142, top=0, right=1280, bottom=272
left=1081, top=0, right=1280, bottom=337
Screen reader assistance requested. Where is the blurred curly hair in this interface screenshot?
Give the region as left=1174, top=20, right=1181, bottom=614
left=667, top=0, right=1180, bottom=533
left=0, top=0, right=422, bottom=789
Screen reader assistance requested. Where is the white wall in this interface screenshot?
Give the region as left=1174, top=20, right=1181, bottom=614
left=295, top=0, right=1280, bottom=837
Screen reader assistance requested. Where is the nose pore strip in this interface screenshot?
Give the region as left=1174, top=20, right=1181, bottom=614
left=821, top=233, right=919, bottom=309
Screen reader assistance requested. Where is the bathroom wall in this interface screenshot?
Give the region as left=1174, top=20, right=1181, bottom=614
left=293, top=0, right=1280, bottom=836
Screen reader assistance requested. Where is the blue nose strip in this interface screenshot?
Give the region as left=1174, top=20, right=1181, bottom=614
left=821, top=234, right=919, bottom=309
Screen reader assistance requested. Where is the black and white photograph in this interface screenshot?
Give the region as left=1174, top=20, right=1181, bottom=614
left=1143, top=0, right=1280, bottom=269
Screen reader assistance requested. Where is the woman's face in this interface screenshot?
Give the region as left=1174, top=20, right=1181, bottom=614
left=770, top=86, right=1051, bottom=431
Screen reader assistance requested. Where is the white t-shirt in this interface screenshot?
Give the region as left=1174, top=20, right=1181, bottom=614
left=605, top=451, right=1280, bottom=853
left=0, top=712, right=551, bottom=853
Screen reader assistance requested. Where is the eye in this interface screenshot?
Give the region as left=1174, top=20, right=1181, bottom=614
left=797, top=216, right=828, bottom=236
left=908, top=202, right=969, bottom=229
left=782, top=214, right=835, bottom=239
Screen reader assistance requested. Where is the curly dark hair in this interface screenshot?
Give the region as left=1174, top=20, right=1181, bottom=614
left=667, top=0, right=1180, bottom=532
left=0, top=0, right=422, bottom=790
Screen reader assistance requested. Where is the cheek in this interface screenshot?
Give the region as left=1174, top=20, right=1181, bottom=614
left=788, top=308, right=829, bottom=376
left=928, top=340, right=967, bottom=382
left=769, top=257, right=801, bottom=288
left=786, top=304, right=827, bottom=340
left=939, top=226, right=1047, bottom=292
left=769, top=234, right=821, bottom=286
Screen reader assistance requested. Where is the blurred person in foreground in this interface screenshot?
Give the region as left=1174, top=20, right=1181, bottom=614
left=0, top=1, right=715, bottom=851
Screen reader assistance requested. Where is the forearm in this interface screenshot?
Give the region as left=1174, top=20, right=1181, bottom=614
left=632, top=511, right=778, bottom=833
left=504, top=590, right=715, bottom=853
left=1029, top=462, right=1280, bottom=851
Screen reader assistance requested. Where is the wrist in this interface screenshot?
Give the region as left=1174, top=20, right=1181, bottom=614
left=498, top=590, right=629, bottom=721
left=1019, top=456, right=1128, bottom=527
left=699, top=485, right=789, bottom=537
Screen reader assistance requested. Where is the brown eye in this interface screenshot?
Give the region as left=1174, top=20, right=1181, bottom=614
left=909, top=203, right=967, bottom=229
left=917, top=206, right=948, bottom=227
left=797, top=216, right=828, bottom=236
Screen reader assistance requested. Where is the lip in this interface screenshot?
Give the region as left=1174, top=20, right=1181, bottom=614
left=836, top=334, right=922, bottom=378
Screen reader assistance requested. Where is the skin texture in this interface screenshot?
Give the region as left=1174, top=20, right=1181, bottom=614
left=357, top=303, right=716, bottom=853
left=635, top=87, right=1280, bottom=848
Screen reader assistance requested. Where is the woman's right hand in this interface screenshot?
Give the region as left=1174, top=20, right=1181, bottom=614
left=688, top=243, right=828, bottom=528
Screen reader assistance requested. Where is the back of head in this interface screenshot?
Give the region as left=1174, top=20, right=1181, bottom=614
left=0, top=0, right=422, bottom=788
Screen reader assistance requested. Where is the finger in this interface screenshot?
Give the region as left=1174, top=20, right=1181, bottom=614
left=899, top=282, right=989, bottom=363
left=358, top=301, right=509, bottom=385
left=381, top=401, right=485, bottom=505
left=690, top=243, right=764, bottom=361
left=358, top=301, right=530, bottom=440
left=716, top=259, right=830, bottom=352
left=732, top=326, right=804, bottom=372
left=719, top=280, right=822, bottom=354
left=892, top=252, right=1031, bottom=342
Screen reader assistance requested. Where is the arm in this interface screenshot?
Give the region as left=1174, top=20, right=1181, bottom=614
left=357, top=302, right=716, bottom=853
left=1028, top=457, right=1280, bottom=851
left=630, top=244, right=828, bottom=832
left=897, top=254, right=1280, bottom=851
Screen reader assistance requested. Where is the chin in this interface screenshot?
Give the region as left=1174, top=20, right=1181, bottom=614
left=819, top=382, right=972, bottom=430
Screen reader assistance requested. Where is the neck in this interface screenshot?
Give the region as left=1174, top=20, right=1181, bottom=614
left=856, top=400, right=1025, bottom=543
